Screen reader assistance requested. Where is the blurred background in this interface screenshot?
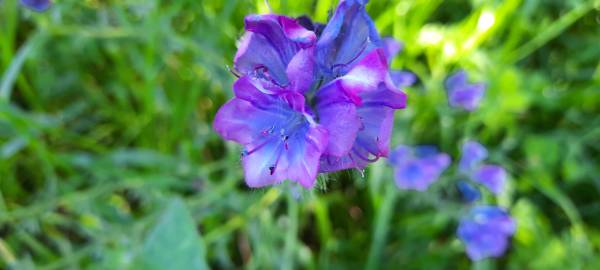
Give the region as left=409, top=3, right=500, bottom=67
left=1, top=0, right=599, bottom=269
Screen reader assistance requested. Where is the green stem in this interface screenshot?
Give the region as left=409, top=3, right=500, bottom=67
left=365, top=186, right=398, bottom=270
left=282, top=191, right=299, bottom=270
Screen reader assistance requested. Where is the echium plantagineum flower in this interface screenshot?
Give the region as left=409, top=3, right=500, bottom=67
left=388, top=145, right=450, bottom=191
left=445, top=70, right=486, bottom=111
left=20, top=0, right=51, bottom=12
left=214, top=0, right=408, bottom=188
left=457, top=205, right=516, bottom=260
left=458, top=140, right=508, bottom=195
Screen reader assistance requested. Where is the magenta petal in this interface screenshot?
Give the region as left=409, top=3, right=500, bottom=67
left=339, top=49, right=389, bottom=97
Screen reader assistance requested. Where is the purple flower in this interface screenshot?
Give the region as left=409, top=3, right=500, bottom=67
left=388, top=145, right=450, bottom=191
left=214, top=76, right=328, bottom=188
left=215, top=1, right=409, bottom=188
left=20, top=0, right=51, bottom=12
left=459, top=140, right=488, bottom=174
left=473, top=165, right=507, bottom=195
left=457, top=180, right=481, bottom=203
left=457, top=205, right=516, bottom=260
left=445, top=70, right=486, bottom=111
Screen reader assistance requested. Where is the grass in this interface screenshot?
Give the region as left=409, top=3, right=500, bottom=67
left=1, top=0, right=599, bottom=269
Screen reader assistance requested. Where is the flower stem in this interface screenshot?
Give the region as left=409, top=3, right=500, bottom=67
left=365, top=185, right=398, bottom=270
left=282, top=191, right=299, bottom=270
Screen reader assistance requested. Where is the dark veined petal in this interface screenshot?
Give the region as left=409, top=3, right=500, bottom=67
left=235, top=14, right=316, bottom=88
left=457, top=206, right=516, bottom=261
left=20, top=0, right=51, bottom=11
left=473, top=165, right=507, bottom=194
left=458, top=140, right=488, bottom=174
left=316, top=0, right=381, bottom=76
left=242, top=123, right=328, bottom=188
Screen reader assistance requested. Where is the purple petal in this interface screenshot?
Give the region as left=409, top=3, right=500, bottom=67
left=20, top=0, right=50, bottom=11
left=473, top=165, right=507, bottom=194
left=316, top=0, right=381, bottom=76
left=457, top=205, right=516, bottom=261
left=321, top=49, right=389, bottom=104
left=381, top=37, right=403, bottom=61
left=319, top=146, right=374, bottom=173
left=242, top=124, right=328, bottom=188
left=234, top=14, right=316, bottom=87
left=389, top=145, right=450, bottom=191
left=457, top=180, right=481, bottom=203
left=390, top=70, right=417, bottom=88
left=458, top=140, right=488, bottom=173
left=285, top=47, right=315, bottom=93
left=354, top=105, right=394, bottom=157
left=317, top=101, right=361, bottom=157
left=445, top=70, right=486, bottom=111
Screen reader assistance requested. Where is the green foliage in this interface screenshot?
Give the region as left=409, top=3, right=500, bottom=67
left=0, top=0, right=599, bottom=269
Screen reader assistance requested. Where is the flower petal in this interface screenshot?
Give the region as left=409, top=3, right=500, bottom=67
left=316, top=0, right=381, bottom=75
left=390, top=70, right=417, bottom=88
left=235, top=14, right=316, bottom=87
left=242, top=124, right=328, bottom=188
left=473, top=165, right=507, bottom=194
left=382, top=37, right=403, bottom=61
left=286, top=47, right=315, bottom=93
left=20, top=0, right=51, bottom=11
left=459, top=140, right=488, bottom=174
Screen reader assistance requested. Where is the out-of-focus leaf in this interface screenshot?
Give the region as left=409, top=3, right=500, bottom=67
left=133, top=198, right=208, bottom=270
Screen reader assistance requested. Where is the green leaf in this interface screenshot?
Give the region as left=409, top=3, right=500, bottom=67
left=133, top=198, right=208, bottom=270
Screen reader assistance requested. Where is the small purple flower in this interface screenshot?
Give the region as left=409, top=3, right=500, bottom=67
left=459, top=140, right=488, bottom=174
left=457, top=180, right=481, bottom=203
left=473, top=165, right=507, bottom=195
left=388, top=145, right=450, bottom=191
left=20, top=0, right=51, bottom=12
left=445, top=70, right=486, bottom=111
left=457, top=205, right=516, bottom=260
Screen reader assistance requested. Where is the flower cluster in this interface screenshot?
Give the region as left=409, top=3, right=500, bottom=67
left=214, top=0, right=409, bottom=188
left=20, top=0, right=51, bottom=12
